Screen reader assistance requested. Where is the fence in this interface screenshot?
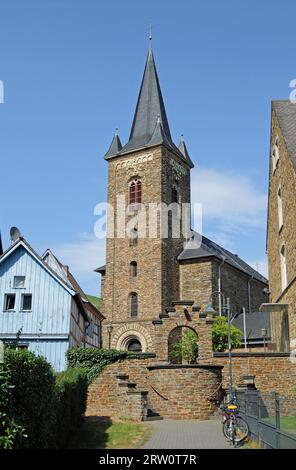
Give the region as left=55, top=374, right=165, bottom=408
left=236, top=389, right=296, bottom=449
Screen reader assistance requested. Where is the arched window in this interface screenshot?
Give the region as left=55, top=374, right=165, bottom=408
left=130, top=292, right=138, bottom=317
left=280, top=243, right=287, bottom=291
left=127, top=339, right=142, bottom=352
left=130, top=227, right=138, bottom=247
left=129, top=178, right=142, bottom=205
left=277, top=186, right=283, bottom=230
left=130, top=261, right=137, bottom=278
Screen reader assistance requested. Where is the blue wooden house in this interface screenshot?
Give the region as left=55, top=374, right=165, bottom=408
left=0, top=234, right=104, bottom=371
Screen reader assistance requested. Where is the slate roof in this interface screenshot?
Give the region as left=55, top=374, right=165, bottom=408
left=104, top=130, right=122, bottom=159
left=232, top=311, right=270, bottom=342
left=178, top=233, right=268, bottom=284
left=273, top=100, right=296, bottom=171
left=104, top=47, right=194, bottom=167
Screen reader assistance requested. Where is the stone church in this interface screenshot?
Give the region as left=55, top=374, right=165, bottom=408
left=96, top=43, right=268, bottom=356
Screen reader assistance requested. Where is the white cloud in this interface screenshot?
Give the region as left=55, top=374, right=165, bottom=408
left=52, top=233, right=106, bottom=295
left=191, top=167, right=267, bottom=231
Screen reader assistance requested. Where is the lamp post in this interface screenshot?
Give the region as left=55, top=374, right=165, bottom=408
left=107, top=321, right=113, bottom=349
left=206, top=291, right=233, bottom=401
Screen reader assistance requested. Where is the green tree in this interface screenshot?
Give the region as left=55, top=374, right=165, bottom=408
left=212, top=316, right=242, bottom=352
left=171, top=329, right=199, bottom=364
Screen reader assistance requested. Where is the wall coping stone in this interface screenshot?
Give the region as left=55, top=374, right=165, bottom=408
left=172, top=300, right=195, bottom=306
left=147, top=364, right=224, bottom=370
left=214, top=352, right=291, bottom=358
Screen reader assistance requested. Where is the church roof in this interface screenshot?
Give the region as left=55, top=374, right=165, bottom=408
left=273, top=100, right=296, bottom=171
left=104, top=46, right=194, bottom=167
left=178, top=233, right=268, bottom=284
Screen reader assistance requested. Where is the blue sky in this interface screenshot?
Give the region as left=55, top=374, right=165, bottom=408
left=0, top=0, right=295, bottom=294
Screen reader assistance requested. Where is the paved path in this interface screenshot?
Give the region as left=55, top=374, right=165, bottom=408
left=143, top=419, right=232, bottom=449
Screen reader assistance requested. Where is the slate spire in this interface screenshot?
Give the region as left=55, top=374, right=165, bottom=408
left=104, top=128, right=122, bottom=159
left=178, top=135, right=194, bottom=168
left=118, top=47, right=173, bottom=154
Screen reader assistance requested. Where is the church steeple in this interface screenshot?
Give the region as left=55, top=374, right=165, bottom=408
left=103, top=42, right=194, bottom=168
left=119, top=47, right=172, bottom=154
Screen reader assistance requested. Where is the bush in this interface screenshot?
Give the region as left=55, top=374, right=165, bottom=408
left=0, top=349, right=88, bottom=449
left=0, top=367, right=26, bottom=449
left=212, top=316, right=243, bottom=352
left=55, top=367, right=88, bottom=448
left=67, top=348, right=135, bottom=383
left=4, top=348, right=56, bottom=448
left=171, top=329, right=199, bottom=364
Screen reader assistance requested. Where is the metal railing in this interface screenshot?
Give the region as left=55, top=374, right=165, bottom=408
left=236, top=389, right=296, bottom=449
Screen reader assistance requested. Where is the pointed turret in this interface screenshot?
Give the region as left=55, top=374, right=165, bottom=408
left=104, top=129, right=122, bottom=159
left=178, top=135, right=194, bottom=168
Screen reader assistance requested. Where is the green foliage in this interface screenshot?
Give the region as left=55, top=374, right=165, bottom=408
left=66, top=348, right=135, bottom=383
left=212, top=316, right=243, bottom=352
left=0, top=367, right=26, bottom=449
left=87, top=295, right=101, bottom=309
left=0, top=349, right=88, bottom=449
left=171, top=329, right=199, bottom=364
left=3, top=348, right=56, bottom=448
left=55, top=367, right=88, bottom=448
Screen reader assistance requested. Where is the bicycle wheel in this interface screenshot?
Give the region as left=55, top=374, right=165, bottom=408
left=233, top=416, right=249, bottom=443
left=223, top=418, right=234, bottom=442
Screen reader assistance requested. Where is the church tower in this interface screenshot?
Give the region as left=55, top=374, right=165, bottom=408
left=100, top=42, right=194, bottom=353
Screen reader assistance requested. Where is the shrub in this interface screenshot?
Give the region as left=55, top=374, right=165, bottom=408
left=66, top=348, right=136, bottom=382
left=55, top=367, right=88, bottom=448
left=171, top=329, right=199, bottom=364
left=212, top=316, right=243, bottom=352
left=0, top=367, right=26, bottom=449
left=4, top=348, right=56, bottom=448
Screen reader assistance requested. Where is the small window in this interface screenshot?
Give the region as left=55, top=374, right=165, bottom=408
left=277, top=187, right=283, bottom=230
left=21, top=294, right=32, bottom=311
left=130, top=261, right=137, bottom=278
left=280, top=244, right=287, bottom=291
left=4, top=294, right=16, bottom=311
left=130, top=292, right=138, bottom=317
left=13, top=276, right=25, bottom=288
left=272, top=136, right=280, bottom=173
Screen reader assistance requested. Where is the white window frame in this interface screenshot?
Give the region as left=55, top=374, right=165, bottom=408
left=277, top=186, right=283, bottom=231
left=13, top=276, right=26, bottom=289
left=272, top=136, right=280, bottom=173
left=280, top=243, right=288, bottom=291
left=21, top=293, right=32, bottom=311
left=4, top=293, right=16, bottom=311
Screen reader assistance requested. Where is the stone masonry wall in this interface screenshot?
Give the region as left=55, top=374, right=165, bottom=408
left=268, top=109, right=296, bottom=341
left=214, top=353, right=296, bottom=397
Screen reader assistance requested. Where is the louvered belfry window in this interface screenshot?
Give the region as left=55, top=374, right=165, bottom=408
left=129, top=179, right=142, bottom=205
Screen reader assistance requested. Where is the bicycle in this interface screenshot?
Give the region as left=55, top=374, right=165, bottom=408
left=221, top=401, right=249, bottom=447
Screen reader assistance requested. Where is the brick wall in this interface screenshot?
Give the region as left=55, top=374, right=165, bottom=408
left=86, top=357, right=223, bottom=421
left=214, top=352, right=296, bottom=396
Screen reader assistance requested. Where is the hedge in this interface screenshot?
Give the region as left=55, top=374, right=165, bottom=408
left=55, top=367, right=88, bottom=448
left=66, top=348, right=135, bottom=383
left=0, top=349, right=88, bottom=449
